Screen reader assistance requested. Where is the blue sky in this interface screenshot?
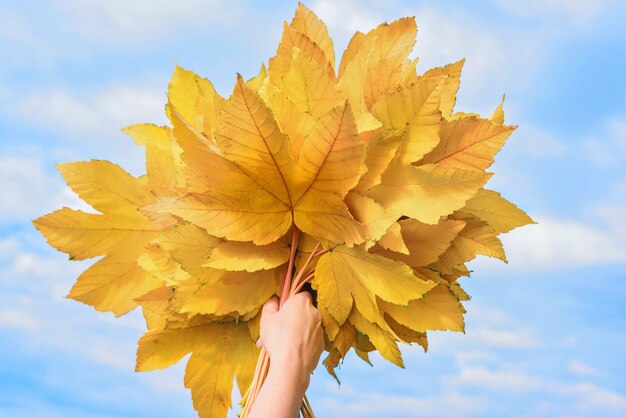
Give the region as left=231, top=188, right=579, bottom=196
left=1, top=0, right=625, bottom=417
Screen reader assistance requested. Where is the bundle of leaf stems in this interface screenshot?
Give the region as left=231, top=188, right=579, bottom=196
left=240, top=227, right=324, bottom=417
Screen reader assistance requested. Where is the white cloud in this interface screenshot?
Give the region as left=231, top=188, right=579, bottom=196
left=496, top=0, right=615, bottom=26
left=469, top=327, right=539, bottom=349
left=53, top=0, right=237, bottom=44
left=13, top=84, right=166, bottom=139
left=582, top=118, right=626, bottom=166
left=448, top=364, right=626, bottom=415
left=10, top=84, right=163, bottom=174
left=450, top=366, right=542, bottom=392
left=556, top=382, right=626, bottom=410
left=410, top=7, right=553, bottom=114
left=508, top=124, right=568, bottom=157
left=471, top=213, right=626, bottom=271
left=569, top=359, right=599, bottom=376
left=0, top=151, right=88, bottom=222
left=318, top=390, right=487, bottom=417
left=312, top=0, right=382, bottom=38
left=316, top=1, right=553, bottom=114
left=0, top=308, right=42, bottom=331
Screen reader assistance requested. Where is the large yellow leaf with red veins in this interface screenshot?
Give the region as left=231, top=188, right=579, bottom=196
left=216, top=75, right=295, bottom=204
left=136, top=320, right=258, bottom=418
left=34, top=4, right=535, bottom=417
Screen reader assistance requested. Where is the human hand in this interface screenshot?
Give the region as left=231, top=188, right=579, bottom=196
left=256, top=293, right=325, bottom=376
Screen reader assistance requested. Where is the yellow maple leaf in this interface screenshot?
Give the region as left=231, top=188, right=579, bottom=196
left=136, top=319, right=258, bottom=418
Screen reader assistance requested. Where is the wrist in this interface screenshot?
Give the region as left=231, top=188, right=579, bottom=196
left=267, top=351, right=311, bottom=394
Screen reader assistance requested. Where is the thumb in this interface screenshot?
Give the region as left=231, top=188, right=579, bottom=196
left=256, top=338, right=263, bottom=349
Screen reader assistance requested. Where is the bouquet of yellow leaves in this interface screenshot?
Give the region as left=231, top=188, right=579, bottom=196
left=33, top=3, right=534, bottom=417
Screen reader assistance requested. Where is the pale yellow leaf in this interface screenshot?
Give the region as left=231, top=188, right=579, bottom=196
left=180, top=269, right=281, bottom=316
left=418, top=60, right=464, bottom=118
left=371, top=218, right=466, bottom=266
left=371, top=76, right=444, bottom=164
left=462, top=188, right=536, bottom=234
left=419, top=117, right=516, bottom=170
left=204, top=240, right=289, bottom=272
left=313, top=244, right=436, bottom=326
left=377, top=221, right=409, bottom=255
left=291, top=3, right=336, bottom=69
left=381, top=283, right=466, bottom=332
left=368, top=163, right=492, bottom=224
left=350, top=308, right=404, bottom=367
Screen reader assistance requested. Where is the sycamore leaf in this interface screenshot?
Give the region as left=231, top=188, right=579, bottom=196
left=461, top=188, right=536, bottom=234
left=371, top=75, right=444, bottom=165
left=371, top=218, right=466, bottom=266
left=429, top=214, right=507, bottom=275
left=448, top=281, right=471, bottom=301
left=380, top=283, right=466, bottom=332
left=377, top=222, right=409, bottom=255
left=490, top=95, right=506, bottom=125
left=385, top=314, right=428, bottom=352
left=151, top=131, right=293, bottom=248
left=137, top=320, right=258, bottom=418
left=152, top=222, right=221, bottom=275
left=56, top=160, right=154, bottom=212
left=353, top=130, right=402, bottom=193
left=138, top=244, right=190, bottom=286
left=418, top=60, right=465, bottom=118
left=204, top=240, right=290, bottom=272
left=291, top=3, right=336, bottom=69
left=283, top=49, right=342, bottom=118
left=350, top=308, right=404, bottom=367
left=167, top=64, right=224, bottom=139
left=69, top=247, right=162, bottom=316
left=313, top=244, right=436, bottom=326
left=32, top=161, right=174, bottom=315
left=418, top=117, right=516, bottom=170
left=344, top=191, right=397, bottom=242
left=362, top=17, right=417, bottom=108
left=178, top=268, right=282, bottom=317
left=123, top=124, right=186, bottom=193
left=368, top=163, right=492, bottom=224
left=216, top=74, right=295, bottom=205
